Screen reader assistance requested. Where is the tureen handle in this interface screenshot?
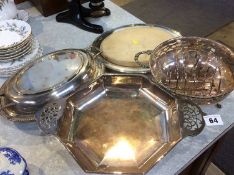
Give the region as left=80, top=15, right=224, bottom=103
left=87, top=45, right=101, bottom=52
left=85, top=46, right=103, bottom=60
left=134, top=50, right=152, bottom=68
left=0, top=102, right=15, bottom=111
left=0, top=81, right=15, bottom=111
left=177, top=99, right=205, bottom=137
left=35, top=100, right=66, bottom=135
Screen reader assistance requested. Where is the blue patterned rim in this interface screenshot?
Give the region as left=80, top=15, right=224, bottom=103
left=0, top=147, right=29, bottom=175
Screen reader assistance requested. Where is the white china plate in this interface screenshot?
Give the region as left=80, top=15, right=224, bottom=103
left=0, top=39, right=32, bottom=57
left=0, top=35, right=32, bottom=53
left=0, top=38, right=42, bottom=77
left=0, top=19, right=31, bottom=49
left=0, top=51, right=43, bottom=77
left=0, top=41, right=32, bottom=61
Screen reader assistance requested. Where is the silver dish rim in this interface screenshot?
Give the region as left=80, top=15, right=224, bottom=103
left=92, top=23, right=182, bottom=73
left=13, top=49, right=92, bottom=95
left=149, top=36, right=234, bottom=103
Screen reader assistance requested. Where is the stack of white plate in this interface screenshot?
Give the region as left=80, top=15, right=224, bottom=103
left=0, top=19, right=42, bottom=77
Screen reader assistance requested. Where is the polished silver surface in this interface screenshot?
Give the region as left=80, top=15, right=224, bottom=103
left=36, top=74, right=204, bottom=174
left=136, top=37, right=234, bottom=104
left=0, top=49, right=104, bottom=121
left=92, top=24, right=182, bottom=73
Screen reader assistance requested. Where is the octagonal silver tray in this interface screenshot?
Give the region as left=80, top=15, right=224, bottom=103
left=36, top=74, right=205, bottom=174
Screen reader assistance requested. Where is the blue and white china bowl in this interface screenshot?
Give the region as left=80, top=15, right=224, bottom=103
left=0, top=147, right=29, bottom=175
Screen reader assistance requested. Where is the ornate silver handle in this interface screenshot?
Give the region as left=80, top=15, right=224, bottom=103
left=0, top=84, right=15, bottom=111
left=134, top=50, right=152, bottom=68
left=178, top=99, right=205, bottom=137
left=0, top=102, right=15, bottom=111
left=86, top=46, right=103, bottom=60
left=35, top=100, right=66, bottom=135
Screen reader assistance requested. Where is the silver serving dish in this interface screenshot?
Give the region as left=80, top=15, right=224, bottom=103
left=92, top=24, right=182, bottom=73
left=135, top=37, right=234, bottom=104
left=0, top=49, right=104, bottom=121
left=36, top=74, right=205, bottom=174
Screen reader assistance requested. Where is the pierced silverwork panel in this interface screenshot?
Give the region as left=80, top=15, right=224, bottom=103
left=178, top=100, right=205, bottom=136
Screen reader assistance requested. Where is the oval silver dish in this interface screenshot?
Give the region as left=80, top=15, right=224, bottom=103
left=0, top=49, right=104, bottom=122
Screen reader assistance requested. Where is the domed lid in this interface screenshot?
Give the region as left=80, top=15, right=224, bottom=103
left=1, top=49, right=104, bottom=121
left=16, top=50, right=84, bottom=94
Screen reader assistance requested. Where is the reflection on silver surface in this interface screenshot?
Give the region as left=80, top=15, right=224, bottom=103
left=137, top=37, right=234, bottom=104
left=0, top=49, right=104, bottom=121
left=18, top=52, right=83, bottom=93
left=36, top=74, right=205, bottom=174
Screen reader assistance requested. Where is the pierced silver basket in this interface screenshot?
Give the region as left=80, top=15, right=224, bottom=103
left=135, top=37, right=234, bottom=104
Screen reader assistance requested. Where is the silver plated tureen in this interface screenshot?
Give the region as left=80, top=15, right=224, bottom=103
left=0, top=49, right=104, bottom=121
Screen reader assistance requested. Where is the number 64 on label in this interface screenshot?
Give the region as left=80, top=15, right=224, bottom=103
left=204, top=115, right=224, bottom=126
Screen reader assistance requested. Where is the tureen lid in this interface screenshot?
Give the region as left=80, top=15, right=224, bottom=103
left=1, top=49, right=104, bottom=117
